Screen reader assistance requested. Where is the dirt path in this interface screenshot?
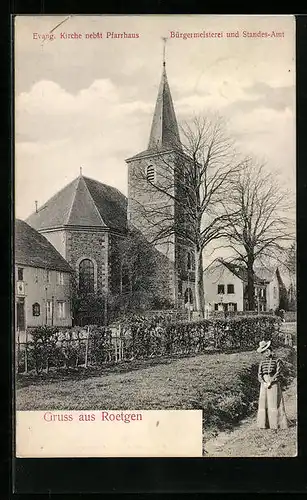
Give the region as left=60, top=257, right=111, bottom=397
left=204, top=378, right=297, bottom=457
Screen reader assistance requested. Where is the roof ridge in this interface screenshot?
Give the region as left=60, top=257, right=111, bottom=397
left=66, top=175, right=81, bottom=224
left=81, top=176, right=107, bottom=226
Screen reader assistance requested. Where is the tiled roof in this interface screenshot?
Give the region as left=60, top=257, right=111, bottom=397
left=26, top=175, right=127, bottom=233
left=15, top=219, right=72, bottom=272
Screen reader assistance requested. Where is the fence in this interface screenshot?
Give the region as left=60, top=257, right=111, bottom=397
left=16, top=326, right=125, bottom=374
left=16, top=314, right=293, bottom=375
left=209, top=310, right=274, bottom=319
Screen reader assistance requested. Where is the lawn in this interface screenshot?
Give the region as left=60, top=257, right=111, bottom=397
left=204, top=378, right=297, bottom=457
left=16, top=346, right=295, bottom=436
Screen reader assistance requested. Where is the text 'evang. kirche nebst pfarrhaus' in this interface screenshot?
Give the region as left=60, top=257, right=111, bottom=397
left=32, top=29, right=285, bottom=42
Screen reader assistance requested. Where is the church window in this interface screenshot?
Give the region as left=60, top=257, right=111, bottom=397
left=184, top=288, right=193, bottom=305
left=187, top=251, right=193, bottom=270
left=79, top=259, right=95, bottom=294
left=146, top=165, right=155, bottom=183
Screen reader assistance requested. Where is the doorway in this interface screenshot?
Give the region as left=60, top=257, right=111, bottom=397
left=16, top=298, right=25, bottom=331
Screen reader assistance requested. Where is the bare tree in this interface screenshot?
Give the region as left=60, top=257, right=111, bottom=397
left=129, top=114, right=243, bottom=317
left=220, top=159, right=294, bottom=310
left=116, top=226, right=172, bottom=310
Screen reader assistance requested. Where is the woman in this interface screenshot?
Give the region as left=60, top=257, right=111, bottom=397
left=256, top=340, right=288, bottom=430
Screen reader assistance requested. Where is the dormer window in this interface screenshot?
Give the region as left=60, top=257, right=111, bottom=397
left=146, top=165, right=155, bottom=183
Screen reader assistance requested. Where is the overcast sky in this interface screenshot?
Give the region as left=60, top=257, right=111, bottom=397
left=15, top=15, right=295, bottom=220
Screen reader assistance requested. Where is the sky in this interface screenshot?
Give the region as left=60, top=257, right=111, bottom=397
left=15, top=15, right=295, bottom=221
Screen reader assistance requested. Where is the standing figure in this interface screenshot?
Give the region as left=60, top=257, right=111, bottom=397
left=256, top=340, right=288, bottom=430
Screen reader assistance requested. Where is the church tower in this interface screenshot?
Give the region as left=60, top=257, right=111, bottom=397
left=126, top=50, right=195, bottom=308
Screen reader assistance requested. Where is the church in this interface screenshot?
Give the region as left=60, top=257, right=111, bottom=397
left=24, top=59, right=196, bottom=323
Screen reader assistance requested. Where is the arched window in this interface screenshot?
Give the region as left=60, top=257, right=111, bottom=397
left=79, top=259, right=95, bottom=294
left=32, top=302, right=40, bottom=317
left=187, top=251, right=192, bottom=270
left=146, top=165, right=155, bottom=182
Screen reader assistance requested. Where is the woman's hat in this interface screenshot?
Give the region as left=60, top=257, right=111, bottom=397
left=257, top=340, right=271, bottom=353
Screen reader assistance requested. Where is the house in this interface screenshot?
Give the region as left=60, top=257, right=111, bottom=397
left=15, top=219, right=73, bottom=331
left=254, top=266, right=280, bottom=311
left=204, top=260, right=280, bottom=313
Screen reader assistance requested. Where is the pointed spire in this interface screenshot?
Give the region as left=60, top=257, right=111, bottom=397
left=162, top=36, right=167, bottom=67
left=147, top=42, right=182, bottom=151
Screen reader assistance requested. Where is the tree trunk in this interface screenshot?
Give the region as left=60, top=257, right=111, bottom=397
left=247, top=255, right=255, bottom=311
left=194, top=247, right=205, bottom=318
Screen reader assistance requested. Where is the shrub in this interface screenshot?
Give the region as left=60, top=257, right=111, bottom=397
left=120, top=314, right=282, bottom=359
left=87, top=326, right=112, bottom=365
left=28, top=326, right=60, bottom=374
left=17, top=315, right=283, bottom=373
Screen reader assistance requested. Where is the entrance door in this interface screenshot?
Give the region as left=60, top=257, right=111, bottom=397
left=17, top=298, right=25, bottom=331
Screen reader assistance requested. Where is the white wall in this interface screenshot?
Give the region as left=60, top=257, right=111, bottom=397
left=266, top=272, right=280, bottom=311
left=15, top=265, right=72, bottom=329
left=203, top=264, right=244, bottom=311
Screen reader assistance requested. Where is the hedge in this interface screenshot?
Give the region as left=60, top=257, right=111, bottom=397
left=120, top=314, right=282, bottom=359
left=17, top=315, right=282, bottom=374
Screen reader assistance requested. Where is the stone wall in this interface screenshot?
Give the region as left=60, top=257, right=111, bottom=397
left=66, top=229, right=109, bottom=294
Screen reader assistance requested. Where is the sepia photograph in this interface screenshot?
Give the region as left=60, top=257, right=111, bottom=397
left=14, top=14, right=296, bottom=458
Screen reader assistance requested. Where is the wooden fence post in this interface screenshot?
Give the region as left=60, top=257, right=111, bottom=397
left=85, top=327, right=90, bottom=368
left=24, top=329, right=28, bottom=373
left=115, top=337, right=118, bottom=362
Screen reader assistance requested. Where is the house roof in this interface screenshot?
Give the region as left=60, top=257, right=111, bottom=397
left=26, top=175, right=128, bottom=233
left=218, top=260, right=267, bottom=286
left=126, top=63, right=182, bottom=162
left=15, top=219, right=73, bottom=273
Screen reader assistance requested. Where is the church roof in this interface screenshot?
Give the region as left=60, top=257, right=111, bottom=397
left=126, top=63, right=182, bottom=162
left=26, top=175, right=128, bottom=233
left=15, top=219, right=72, bottom=272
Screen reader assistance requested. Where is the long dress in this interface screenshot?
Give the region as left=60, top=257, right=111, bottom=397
left=257, top=356, right=288, bottom=429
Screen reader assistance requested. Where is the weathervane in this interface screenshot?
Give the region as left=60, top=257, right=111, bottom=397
left=162, top=36, right=168, bottom=66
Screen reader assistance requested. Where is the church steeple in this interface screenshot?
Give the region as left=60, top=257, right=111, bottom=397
left=147, top=41, right=181, bottom=151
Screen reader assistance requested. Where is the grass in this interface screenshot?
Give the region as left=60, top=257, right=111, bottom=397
left=204, top=378, right=297, bottom=457
left=16, top=346, right=296, bottom=438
